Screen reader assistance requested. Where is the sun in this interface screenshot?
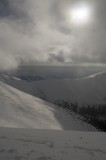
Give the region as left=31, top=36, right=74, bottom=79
left=68, top=4, right=90, bottom=25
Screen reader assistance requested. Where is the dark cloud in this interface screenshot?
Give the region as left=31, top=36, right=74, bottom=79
left=0, top=0, right=27, bottom=19
left=0, top=0, right=12, bottom=17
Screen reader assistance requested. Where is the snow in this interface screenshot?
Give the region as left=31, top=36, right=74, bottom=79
left=0, top=74, right=105, bottom=160
left=0, top=127, right=105, bottom=160
left=0, top=80, right=96, bottom=131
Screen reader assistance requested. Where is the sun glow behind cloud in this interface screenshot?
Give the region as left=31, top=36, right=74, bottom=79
left=68, top=4, right=91, bottom=25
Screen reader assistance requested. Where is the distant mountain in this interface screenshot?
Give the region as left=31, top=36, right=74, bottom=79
left=30, top=71, right=106, bottom=105
left=1, top=72, right=106, bottom=106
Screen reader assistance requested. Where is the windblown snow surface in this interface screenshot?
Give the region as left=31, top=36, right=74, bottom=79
left=0, top=128, right=106, bottom=160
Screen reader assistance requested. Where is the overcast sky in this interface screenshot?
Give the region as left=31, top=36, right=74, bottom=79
left=0, top=0, right=106, bottom=70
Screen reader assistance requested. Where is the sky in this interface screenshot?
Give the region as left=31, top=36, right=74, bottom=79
left=0, top=0, right=106, bottom=70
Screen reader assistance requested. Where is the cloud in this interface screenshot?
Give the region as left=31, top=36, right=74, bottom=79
left=0, top=0, right=105, bottom=70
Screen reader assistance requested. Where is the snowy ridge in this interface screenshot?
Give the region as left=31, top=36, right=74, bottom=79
left=0, top=80, right=96, bottom=131
left=82, top=71, right=106, bottom=79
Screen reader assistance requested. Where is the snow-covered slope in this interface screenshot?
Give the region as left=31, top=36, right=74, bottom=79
left=0, top=80, right=96, bottom=131
left=0, top=127, right=106, bottom=160
left=1, top=72, right=106, bottom=106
